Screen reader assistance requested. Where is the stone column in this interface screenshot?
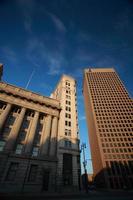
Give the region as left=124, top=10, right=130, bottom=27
left=40, top=115, right=52, bottom=155
left=56, top=154, right=63, bottom=191
left=0, top=103, right=12, bottom=133
left=72, top=155, right=79, bottom=187
left=49, top=116, right=58, bottom=156
left=5, top=107, right=26, bottom=151
left=24, top=111, right=39, bottom=154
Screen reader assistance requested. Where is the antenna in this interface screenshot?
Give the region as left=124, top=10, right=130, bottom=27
left=25, top=68, right=35, bottom=89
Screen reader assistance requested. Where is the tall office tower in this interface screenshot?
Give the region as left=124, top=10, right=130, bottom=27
left=51, top=75, right=81, bottom=191
left=83, top=68, right=133, bottom=189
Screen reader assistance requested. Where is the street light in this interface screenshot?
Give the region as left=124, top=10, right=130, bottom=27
left=81, top=143, right=87, bottom=175
left=81, top=143, right=88, bottom=193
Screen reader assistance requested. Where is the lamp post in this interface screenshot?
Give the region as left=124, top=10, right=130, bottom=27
left=81, top=143, right=88, bottom=193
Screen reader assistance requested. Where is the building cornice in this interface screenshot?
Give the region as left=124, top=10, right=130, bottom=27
left=0, top=81, right=61, bottom=110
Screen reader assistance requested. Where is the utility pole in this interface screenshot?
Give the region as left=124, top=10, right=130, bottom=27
left=81, top=143, right=88, bottom=193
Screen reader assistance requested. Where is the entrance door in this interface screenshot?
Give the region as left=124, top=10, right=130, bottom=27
left=63, top=153, right=73, bottom=186
left=42, top=170, right=49, bottom=191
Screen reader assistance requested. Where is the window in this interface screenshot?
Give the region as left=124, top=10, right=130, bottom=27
left=64, top=140, right=71, bottom=148
left=38, top=123, right=43, bottom=132
left=2, top=127, right=11, bottom=139
left=6, top=162, right=19, bottom=181
left=65, top=121, right=71, bottom=127
left=66, top=100, right=71, bottom=105
left=66, top=81, right=70, bottom=86
left=66, top=106, right=71, bottom=112
left=15, top=144, right=23, bottom=154
left=22, top=120, right=30, bottom=129
left=28, top=165, right=38, bottom=182
left=32, top=147, right=39, bottom=157
left=65, top=129, right=71, bottom=136
left=66, top=95, right=71, bottom=100
left=65, top=113, right=71, bottom=119
left=19, top=131, right=26, bottom=141
left=66, top=90, right=71, bottom=94
left=35, top=134, right=41, bottom=145
left=7, top=116, right=16, bottom=126
left=0, top=141, right=5, bottom=151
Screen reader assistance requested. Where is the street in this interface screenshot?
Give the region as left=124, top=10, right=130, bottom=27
left=0, top=190, right=133, bottom=200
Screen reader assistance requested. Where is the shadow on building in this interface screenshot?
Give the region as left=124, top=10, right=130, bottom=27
left=92, top=161, right=133, bottom=190
left=0, top=136, right=81, bottom=194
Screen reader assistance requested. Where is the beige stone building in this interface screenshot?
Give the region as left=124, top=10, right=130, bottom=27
left=0, top=67, right=80, bottom=193
left=51, top=75, right=81, bottom=191
left=83, top=68, right=133, bottom=189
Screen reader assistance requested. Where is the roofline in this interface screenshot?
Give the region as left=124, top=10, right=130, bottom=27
left=51, top=74, right=76, bottom=95
left=0, top=81, right=61, bottom=109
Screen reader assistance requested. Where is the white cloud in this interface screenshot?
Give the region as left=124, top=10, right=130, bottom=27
left=47, top=57, right=64, bottom=75
left=26, top=37, right=65, bottom=76
left=47, top=12, right=67, bottom=33
left=16, top=2, right=67, bottom=74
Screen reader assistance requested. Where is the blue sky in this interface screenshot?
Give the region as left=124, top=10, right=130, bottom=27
left=0, top=0, right=133, bottom=174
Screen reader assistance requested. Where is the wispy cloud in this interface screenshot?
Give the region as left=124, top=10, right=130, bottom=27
left=2, top=47, right=17, bottom=63
left=18, top=0, right=67, bottom=34
left=47, top=56, right=65, bottom=75
left=26, top=37, right=65, bottom=75
left=17, top=0, right=35, bottom=33
left=16, top=1, right=67, bottom=74
left=47, top=12, right=67, bottom=33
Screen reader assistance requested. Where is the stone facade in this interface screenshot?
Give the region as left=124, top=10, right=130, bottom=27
left=0, top=81, right=60, bottom=193
left=0, top=69, right=81, bottom=193
left=51, top=75, right=81, bottom=191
